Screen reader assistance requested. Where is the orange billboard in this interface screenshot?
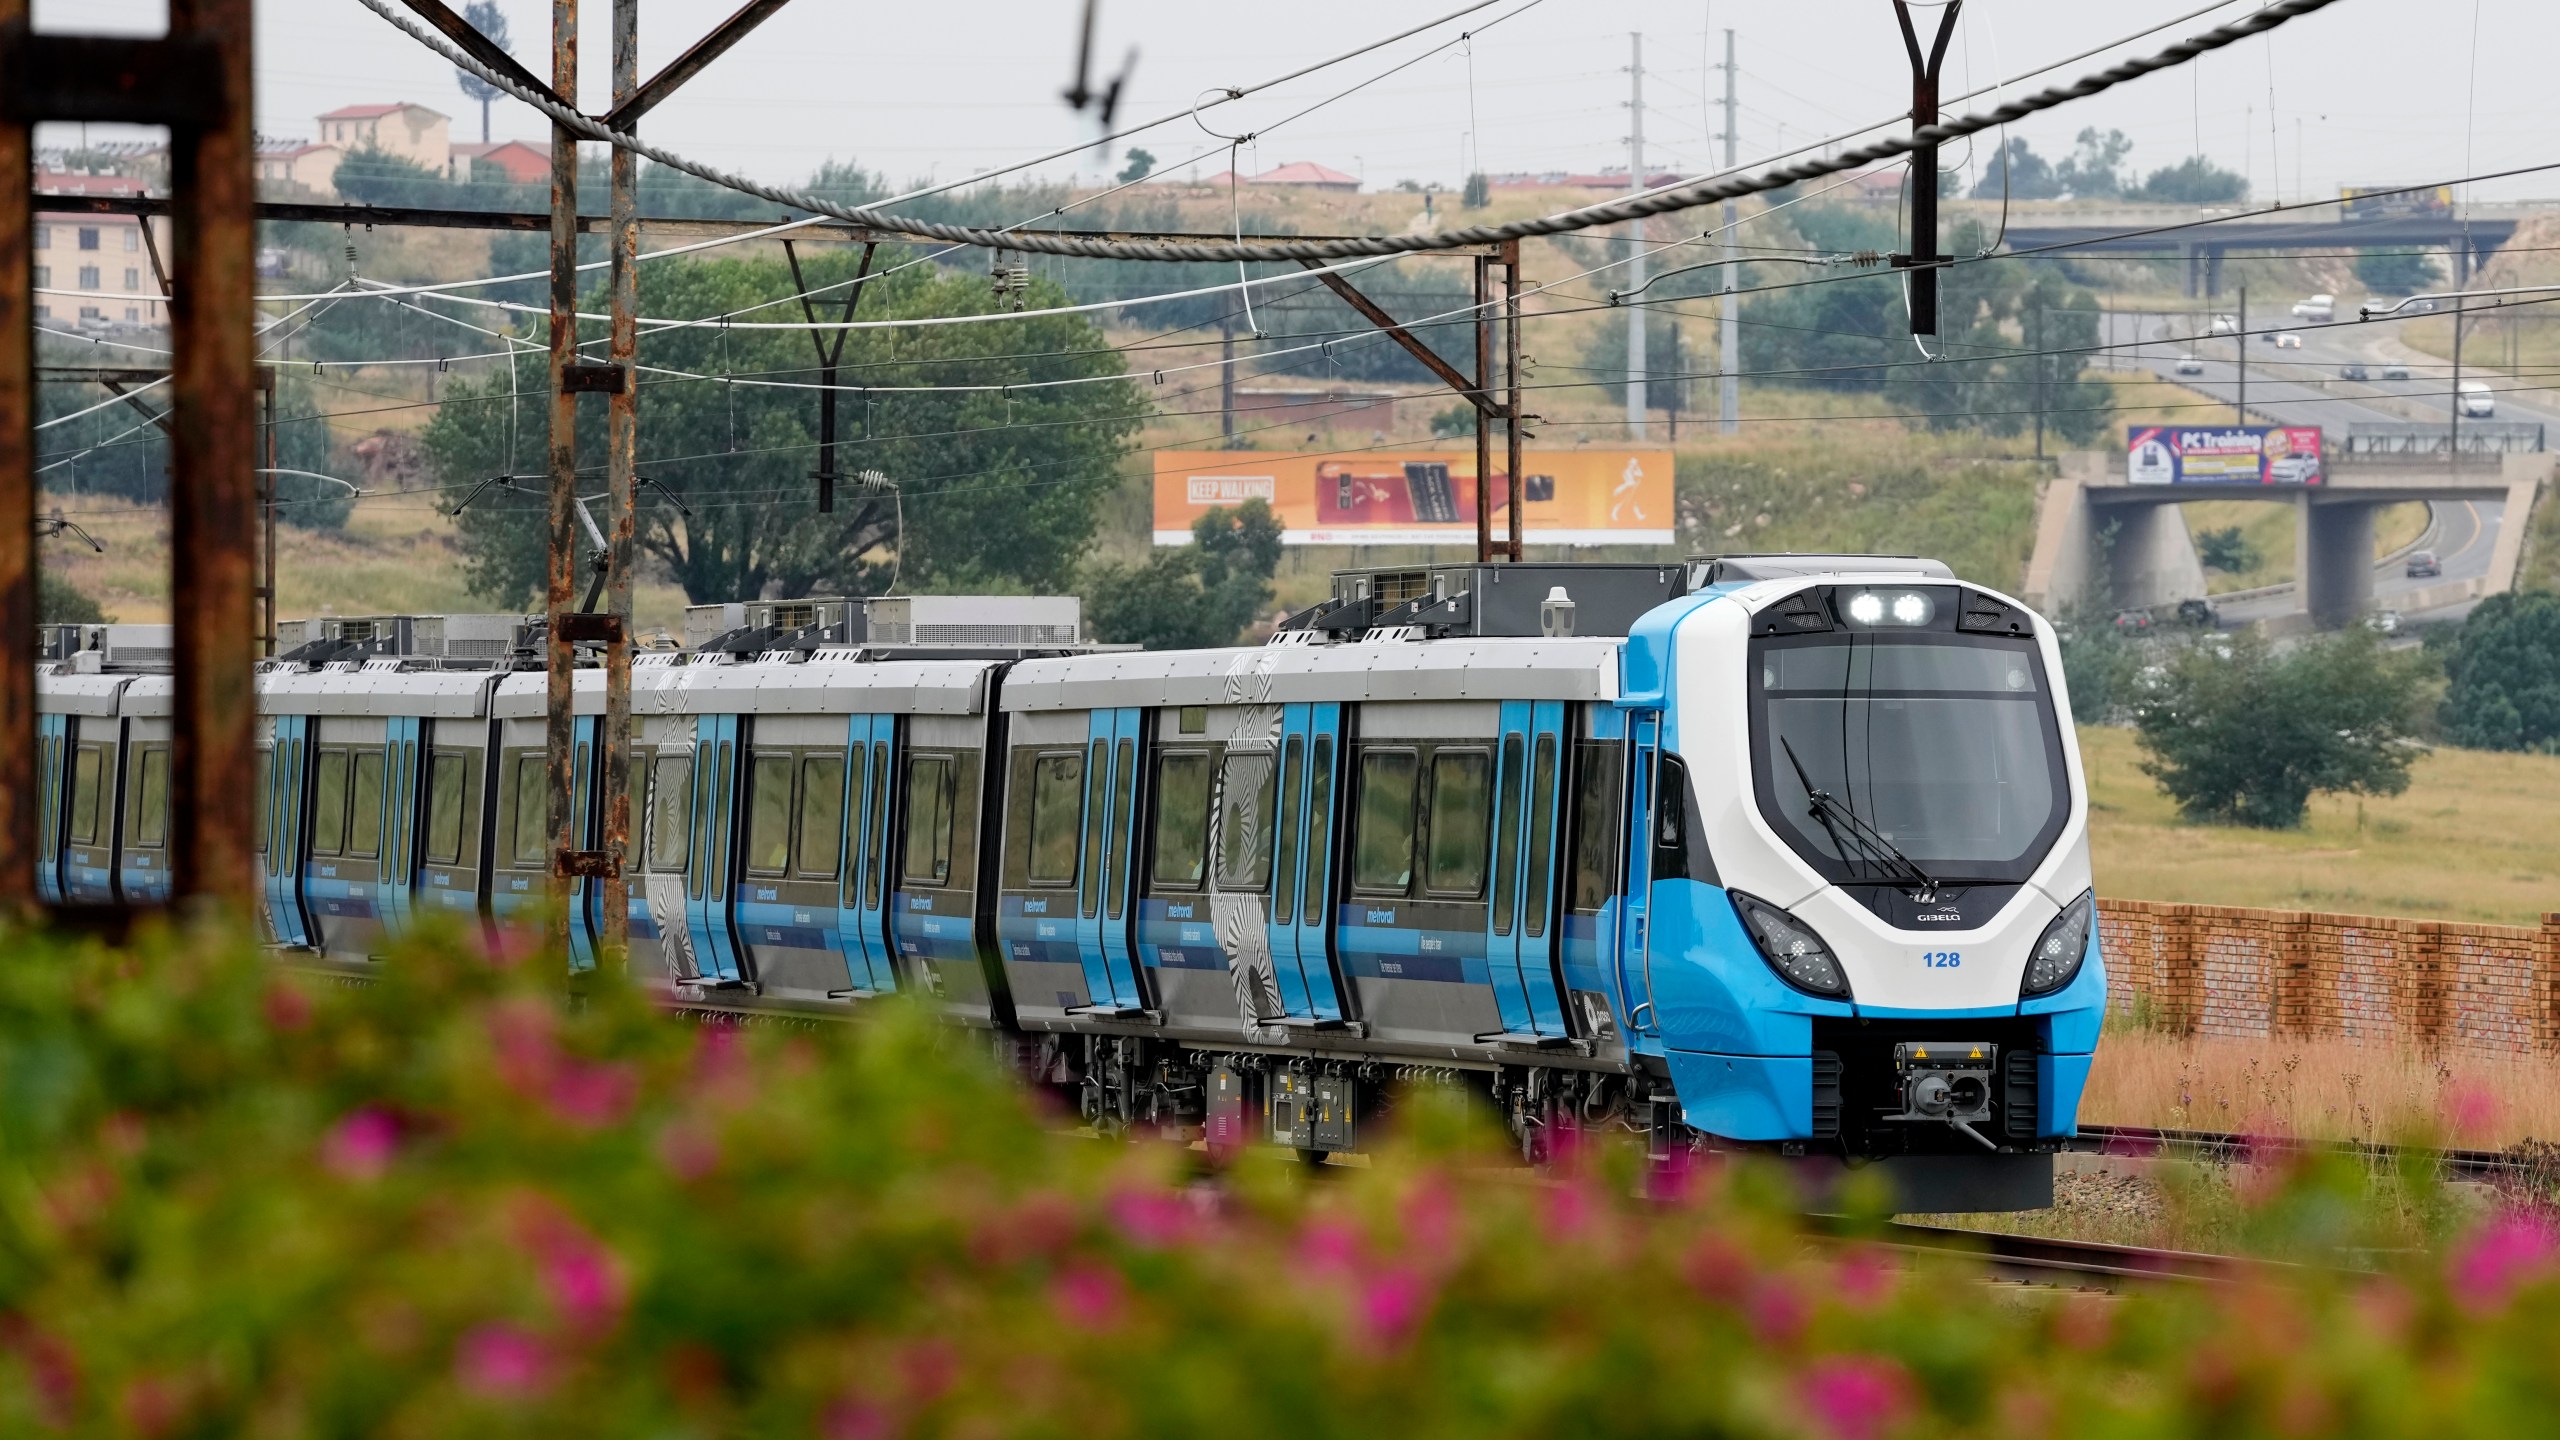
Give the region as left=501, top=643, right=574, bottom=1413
left=1152, top=449, right=1675, bottom=547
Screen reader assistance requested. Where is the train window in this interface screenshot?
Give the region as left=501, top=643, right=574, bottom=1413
left=346, top=751, right=384, bottom=860
left=1272, top=737, right=1303, bottom=926
left=1351, top=749, right=1418, bottom=894
left=1149, top=751, right=1211, bottom=889
left=863, top=742, right=889, bottom=908
left=510, top=754, right=548, bottom=866
left=745, top=752, right=795, bottom=877
left=1524, top=736, right=1558, bottom=938
left=68, top=744, right=103, bottom=847
left=901, top=755, right=954, bottom=886
left=311, top=749, right=350, bottom=856
left=254, top=750, right=272, bottom=854
left=1492, top=736, right=1525, bottom=933
left=1425, top=750, right=1492, bottom=898
left=1024, top=751, right=1084, bottom=888
left=1568, top=742, right=1623, bottom=914
left=1304, top=736, right=1334, bottom=917
left=1079, top=740, right=1106, bottom=917
left=797, top=756, right=845, bottom=880
left=648, top=756, right=691, bottom=872
left=1215, top=752, right=1275, bottom=892
left=1106, top=737, right=1135, bottom=918
left=425, top=751, right=468, bottom=866
left=134, top=748, right=169, bottom=848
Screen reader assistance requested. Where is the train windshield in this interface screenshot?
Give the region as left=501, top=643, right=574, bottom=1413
left=1749, top=632, right=2068, bottom=886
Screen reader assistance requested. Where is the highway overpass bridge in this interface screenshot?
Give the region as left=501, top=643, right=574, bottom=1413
left=1999, top=203, right=2530, bottom=299
left=2024, top=451, right=2547, bottom=630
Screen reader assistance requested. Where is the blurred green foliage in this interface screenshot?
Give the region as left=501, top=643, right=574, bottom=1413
left=0, top=920, right=2553, bottom=1436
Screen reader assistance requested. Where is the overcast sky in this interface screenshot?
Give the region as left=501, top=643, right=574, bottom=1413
left=38, top=0, right=2560, bottom=204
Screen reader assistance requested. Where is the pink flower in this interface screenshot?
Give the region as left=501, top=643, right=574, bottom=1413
left=823, top=1397, right=894, bottom=1440
left=455, top=1323, right=553, bottom=1399
left=1050, top=1262, right=1127, bottom=1330
left=2442, top=1083, right=2500, bottom=1142
left=547, top=1061, right=639, bottom=1130
left=1297, top=1218, right=1363, bottom=1275
left=1747, top=1278, right=1810, bottom=1345
left=1544, top=1181, right=1596, bottom=1243
left=1108, top=1188, right=1195, bottom=1249
left=1358, top=1266, right=1432, bottom=1346
left=656, top=1121, right=721, bottom=1181
left=263, top=982, right=312, bottom=1032
left=512, top=1199, right=629, bottom=1335
left=1400, top=1178, right=1458, bottom=1263
left=1799, top=1355, right=1912, bottom=1440
left=2450, top=1214, right=2559, bottom=1313
left=1643, top=1147, right=1702, bottom=1203
left=487, top=999, right=560, bottom=1093
left=1683, top=1234, right=1755, bottom=1304
left=323, top=1108, right=400, bottom=1180
left=1830, top=1245, right=1894, bottom=1309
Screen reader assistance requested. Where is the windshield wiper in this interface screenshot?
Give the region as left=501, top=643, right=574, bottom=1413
left=1780, top=738, right=1942, bottom=902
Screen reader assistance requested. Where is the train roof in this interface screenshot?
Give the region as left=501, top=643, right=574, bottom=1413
left=488, top=653, right=996, bottom=718
left=1001, top=635, right=1621, bottom=711
left=262, top=663, right=505, bottom=719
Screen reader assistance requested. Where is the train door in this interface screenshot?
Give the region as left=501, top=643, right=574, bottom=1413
left=1558, top=708, right=1630, bottom=1047
left=36, top=712, right=69, bottom=905
left=487, top=719, right=599, bottom=971
left=682, top=713, right=745, bottom=984
left=1262, top=702, right=1348, bottom=1022
left=265, top=715, right=313, bottom=947
left=632, top=726, right=689, bottom=981
left=415, top=721, right=490, bottom=927
left=376, top=716, right=424, bottom=942
left=250, top=720, right=272, bottom=937
left=61, top=719, right=122, bottom=904
left=732, top=715, right=858, bottom=1003
left=116, top=720, right=174, bottom=904
left=997, top=712, right=1094, bottom=1020
left=302, top=717, right=391, bottom=962
left=831, top=714, right=897, bottom=995
left=1069, top=707, right=1146, bottom=1013
left=1482, top=700, right=1571, bottom=1041
left=1618, top=711, right=1663, bottom=1050
left=887, top=716, right=997, bottom=1021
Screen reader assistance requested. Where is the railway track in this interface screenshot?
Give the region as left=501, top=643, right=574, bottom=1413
left=1859, top=1220, right=2286, bottom=1288
left=2070, top=1123, right=2549, bottom=1186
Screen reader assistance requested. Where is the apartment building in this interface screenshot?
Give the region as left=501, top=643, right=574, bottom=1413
left=32, top=172, right=169, bottom=331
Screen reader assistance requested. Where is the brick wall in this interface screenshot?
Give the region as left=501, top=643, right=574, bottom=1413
left=2097, top=900, right=2560, bottom=1058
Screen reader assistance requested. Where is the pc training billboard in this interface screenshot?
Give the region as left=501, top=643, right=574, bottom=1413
left=1152, top=449, right=1675, bottom=546
left=2125, top=425, right=2324, bottom=485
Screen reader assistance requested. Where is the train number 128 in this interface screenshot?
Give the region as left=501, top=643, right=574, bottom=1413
left=1922, top=951, right=1963, bottom=968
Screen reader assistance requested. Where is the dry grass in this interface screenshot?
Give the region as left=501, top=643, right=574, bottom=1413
left=2081, top=724, right=2560, bottom=927
left=2083, top=1028, right=2560, bottom=1148
left=43, top=494, right=693, bottom=634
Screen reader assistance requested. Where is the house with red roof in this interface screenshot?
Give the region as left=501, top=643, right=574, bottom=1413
left=316, top=102, right=452, bottom=175
left=452, top=139, right=551, bottom=186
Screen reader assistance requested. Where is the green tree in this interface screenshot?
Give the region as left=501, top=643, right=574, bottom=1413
left=2133, top=627, right=2432, bottom=827
left=1084, top=500, right=1284, bottom=649
left=452, top=0, right=512, bottom=144
left=1972, top=138, right=2060, bottom=200
left=2438, top=589, right=2560, bottom=752
left=1462, top=171, right=1490, bottom=209
left=2356, top=247, right=2438, bottom=296
left=38, top=569, right=106, bottom=624
left=1116, top=148, right=1155, bottom=185
left=420, top=254, right=1144, bottom=606
left=2133, top=156, right=2249, bottom=204
left=2196, top=525, right=2261, bottom=573
left=2054, top=127, right=2134, bottom=198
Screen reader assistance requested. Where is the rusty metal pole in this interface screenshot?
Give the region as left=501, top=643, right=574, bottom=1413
left=168, top=0, right=259, bottom=912
left=1473, top=255, right=1491, bottom=564
left=0, top=0, right=35, bottom=910
left=544, top=0, right=580, bottom=956
left=1503, top=241, right=1524, bottom=563
left=599, top=0, right=639, bottom=971
left=260, top=368, right=278, bottom=656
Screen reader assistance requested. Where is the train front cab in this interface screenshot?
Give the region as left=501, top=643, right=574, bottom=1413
left=1621, top=577, right=2105, bottom=1211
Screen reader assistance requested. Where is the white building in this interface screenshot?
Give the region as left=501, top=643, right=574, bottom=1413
left=32, top=173, right=169, bottom=331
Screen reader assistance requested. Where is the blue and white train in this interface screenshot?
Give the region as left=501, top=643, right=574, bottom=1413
left=36, top=557, right=2103, bottom=1210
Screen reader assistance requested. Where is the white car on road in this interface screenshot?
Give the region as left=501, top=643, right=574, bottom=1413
left=2459, top=381, right=2495, bottom=417
left=2291, top=294, right=2335, bottom=321
left=2174, top=354, right=2206, bottom=376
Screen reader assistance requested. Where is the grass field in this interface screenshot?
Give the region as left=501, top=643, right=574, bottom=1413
left=2080, top=724, right=2560, bottom=926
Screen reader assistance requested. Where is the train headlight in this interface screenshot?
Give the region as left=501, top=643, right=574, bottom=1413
left=1842, top=590, right=1934, bottom=627
left=2021, top=890, right=2096, bottom=997
left=1730, top=891, right=1850, bottom=998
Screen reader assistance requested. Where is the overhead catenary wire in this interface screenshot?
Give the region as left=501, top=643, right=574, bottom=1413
left=354, top=0, right=2349, bottom=264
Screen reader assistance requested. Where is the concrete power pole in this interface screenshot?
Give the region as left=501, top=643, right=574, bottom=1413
left=1718, top=27, right=1739, bottom=435
left=1625, top=32, right=1647, bottom=440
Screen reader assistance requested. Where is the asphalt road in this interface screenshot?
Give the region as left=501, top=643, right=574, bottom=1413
left=2098, top=308, right=2510, bottom=622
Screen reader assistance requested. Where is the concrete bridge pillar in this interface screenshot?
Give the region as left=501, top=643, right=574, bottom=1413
left=2301, top=499, right=2377, bottom=629
left=2203, top=247, right=2225, bottom=299
left=2106, top=500, right=2209, bottom=612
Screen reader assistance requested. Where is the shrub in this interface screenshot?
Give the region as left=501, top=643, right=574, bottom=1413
left=2439, top=589, right=2560, bottom=753
left=0, top=919, right=2554, bottom=1435
left=2133, top=626, right=2434, bottom=827
left=2196, top=525, right=2262, bottom=574
left=1083, top=500, right=1284, bottom=649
